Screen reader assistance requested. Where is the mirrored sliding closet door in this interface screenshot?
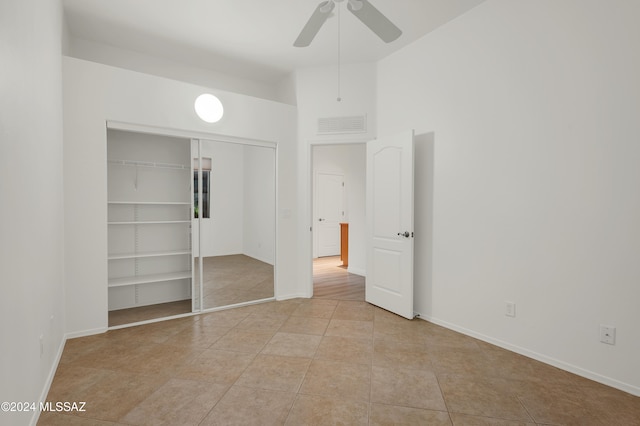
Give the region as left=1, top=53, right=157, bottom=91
left=107, top=129, right=276, bottom=326
left=193, top=139, right=276, bottom=311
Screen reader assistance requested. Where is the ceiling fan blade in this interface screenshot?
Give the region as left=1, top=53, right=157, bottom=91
left=294, top=1, right=335, bottom=47
left=347, top=0, right=402, bottom=43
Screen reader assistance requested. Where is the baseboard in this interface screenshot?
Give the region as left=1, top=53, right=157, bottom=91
left=418, top=313, right=640, bottom=397
left=243, top=252, right=274, bottom=266
left=65, top=327, right=108, bottom=340
left=108, top=312, right=199, bottom=331
left=30, top=335, right=67, bottom=426
left=277, top=293, right=310, bottom=301
left=346, top=266, right=366, bottom=277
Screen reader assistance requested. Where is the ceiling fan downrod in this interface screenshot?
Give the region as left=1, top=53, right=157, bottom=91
left=337, top=2, right=341, bottom=102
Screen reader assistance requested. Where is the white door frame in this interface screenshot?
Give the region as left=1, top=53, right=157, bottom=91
left=305, top=139, right=369, bottom=298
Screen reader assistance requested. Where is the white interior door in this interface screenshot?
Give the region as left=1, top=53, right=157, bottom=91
left=366, top=130, right=414, bottom=319
left=316, top=172, right=344, bottom=257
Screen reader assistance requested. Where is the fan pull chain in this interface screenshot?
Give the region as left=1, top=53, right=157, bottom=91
left=337, top=2, right=342, bottom=102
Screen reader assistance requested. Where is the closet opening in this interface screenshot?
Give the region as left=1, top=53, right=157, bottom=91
left=106, top=125, right=277, bottom=327
left=107, top=129, right=193, bottom=326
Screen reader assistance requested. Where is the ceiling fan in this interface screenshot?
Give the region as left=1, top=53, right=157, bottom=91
left=294, top=0, right=402, bottom=47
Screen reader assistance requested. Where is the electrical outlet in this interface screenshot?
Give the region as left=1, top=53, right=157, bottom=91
left=505, top=302, right=516, bottom=317
left=600, top=325, right=616, bottom=345
left=39, top=335, right=44, bottom=357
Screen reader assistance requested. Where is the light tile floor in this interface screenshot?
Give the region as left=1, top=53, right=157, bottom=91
left=39, top=299, right=640, bottom=425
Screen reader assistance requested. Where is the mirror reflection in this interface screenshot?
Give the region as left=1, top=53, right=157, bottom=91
left=193, top=140, right=275, bottom=309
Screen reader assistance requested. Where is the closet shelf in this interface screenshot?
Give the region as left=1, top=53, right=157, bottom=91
left=108, top=220, right=191, bottom=225
left=108, top=250, right=191, bottom=260
left=108, top=201, right=191, bottom=205
left=108, top=159, right=190, bottom=170
left=108, top=271, right=192, bottom=288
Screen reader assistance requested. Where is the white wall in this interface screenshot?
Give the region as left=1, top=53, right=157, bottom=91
left=276, top=71, right=298, bottom=107
left=312, top=144, right=366, bottom=275
left=413, top=133, right=436, bottom=324
left=68, top=37, right=286, bottom=104
left=295, top=63, right=377, bottom=295
left=63, top=57, right=299, bottom=336
left=0, top=0, right=66, bottom=424
left=295, top=63, right=377, bottom=143
left=377, top=0, right=640, bottom=394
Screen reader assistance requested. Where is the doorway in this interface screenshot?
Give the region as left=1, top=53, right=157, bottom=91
left=308, top=130, right=423, bottom=319
left=311, top=143, right=366, bottom=299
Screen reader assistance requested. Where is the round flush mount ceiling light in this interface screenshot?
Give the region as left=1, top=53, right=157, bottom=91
left=194, top=94, right=224, bottom=123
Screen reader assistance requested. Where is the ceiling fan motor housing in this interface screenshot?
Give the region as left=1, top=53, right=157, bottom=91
left=348, top=0, right=364, bottom=11
left=324, top=0, right=363, bottom=11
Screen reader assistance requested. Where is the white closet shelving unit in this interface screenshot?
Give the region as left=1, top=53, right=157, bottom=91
left=107, top=130, right=193, bottom=312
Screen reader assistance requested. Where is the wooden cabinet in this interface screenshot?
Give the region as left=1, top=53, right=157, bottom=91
left=340, top=223, right=349, bottom=267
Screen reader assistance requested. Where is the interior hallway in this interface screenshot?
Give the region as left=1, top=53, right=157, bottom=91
left=313, top=255, right=365, bottom=300
left=38, top=261, right=639, bottom=425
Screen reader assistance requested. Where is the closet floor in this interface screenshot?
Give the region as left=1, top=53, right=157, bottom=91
left=108, top=300, right=192, bottom=327
left=109, top=255, right=274, bottom=327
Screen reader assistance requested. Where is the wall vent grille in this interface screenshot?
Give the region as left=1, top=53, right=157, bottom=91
left=318, top=115, right=367, bottom=135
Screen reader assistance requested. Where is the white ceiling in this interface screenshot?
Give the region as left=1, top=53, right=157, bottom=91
left=63, top=0, right=485, bottom=84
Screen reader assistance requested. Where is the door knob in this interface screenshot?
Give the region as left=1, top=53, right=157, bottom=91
left=318, top=218, right=325, bottom=221
left=397, top=231, right=410, bottom=238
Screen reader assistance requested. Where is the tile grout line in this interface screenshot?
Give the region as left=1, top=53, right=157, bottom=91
left=433, top=372, right=455, bottom=425
left=515, top=394, right=537, bottom=424
left=278, top=306, right=302, bottom=425
left=369, top=311, right=376, bottom=426
left=196, top=307, right=283, bottom=425
left=277, top=304, right=318, bottom=426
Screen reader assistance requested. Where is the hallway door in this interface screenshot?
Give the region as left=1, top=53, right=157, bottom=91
left=316, top=172, right=344, bottom=257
